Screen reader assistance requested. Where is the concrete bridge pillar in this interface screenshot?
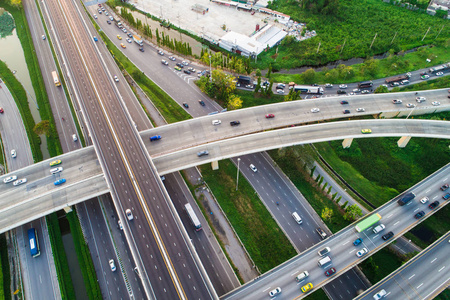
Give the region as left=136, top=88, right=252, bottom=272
left=63, top=206, right=73, bottom=213
left=211, top=160, right=219, bottom=170
left=397, top=136, right=411, bottom=148
left=342, top=138, right=353, bottom=149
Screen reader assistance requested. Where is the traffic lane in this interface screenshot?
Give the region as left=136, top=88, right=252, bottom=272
left=323, top=267, right=369, bottom=300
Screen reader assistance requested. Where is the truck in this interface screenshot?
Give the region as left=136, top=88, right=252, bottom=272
left=133, top=35, right=143, bottom=46
left=292, top=85, right=324, bottom=94
left=428, top=63, right=450, bottom=74
left=355, top=213, right=381, bottom=232
left=397, top=192, right=415, bottom=206
left=385, top=74, right=410, bottom=85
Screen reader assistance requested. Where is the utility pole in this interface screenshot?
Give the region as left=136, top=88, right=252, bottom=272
left=435, top=25, right=444, bottom=40
left=316, top=42, right=321, bottom=53
left=340, top=39, right=346, bottom=54
left=370, top=33, right=377, bottom=49
left=236, top=158, right=241, bottom=191
left=390, top=32, right=397, bottom=45
left=421, top=26, right=430, bottom=41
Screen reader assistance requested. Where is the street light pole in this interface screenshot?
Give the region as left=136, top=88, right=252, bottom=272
left=209, top=54, right=212, bottom=82
left=236, top=158, right=241, bottom=191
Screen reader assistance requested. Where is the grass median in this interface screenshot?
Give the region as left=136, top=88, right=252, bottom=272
left=199, top=160, right=297, bottom=273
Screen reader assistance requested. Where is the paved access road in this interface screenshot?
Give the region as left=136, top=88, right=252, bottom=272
left=221, top=164, right=450, bottom=299
left=355, top=232, right=450, bottom=300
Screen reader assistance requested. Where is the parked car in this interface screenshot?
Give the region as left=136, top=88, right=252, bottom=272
left=183, top=70, right=191, bottom=75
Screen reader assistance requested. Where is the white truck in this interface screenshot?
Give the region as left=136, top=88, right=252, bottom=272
left=133, top=35, right=143, bottom=46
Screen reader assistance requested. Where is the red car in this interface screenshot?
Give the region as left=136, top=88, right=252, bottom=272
left=325, top=267, right=336, bottom=277
left=265, top=114, right=275, bottom=118
left=0, top=107, right=4, bottom=114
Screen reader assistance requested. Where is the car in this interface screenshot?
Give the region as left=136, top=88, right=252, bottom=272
left=343, top=110, right=350, bottom=114
left=50, top=160, right=62, bottom=167
left=276, top=89, right=284, bottom=94
left=182, top=102, right=189, bottom=108
left=316, top=227, right=327, bottom=239
left=0, top=107, right=3, bottom=113
left=265, top=114, right=275, bottom=118
left=276, top=83, right=286, bottom=89
left=212, top=120, right=221, bottom=125
left=432, top=101, right=440, bottom=106
left=406, top=103, right=416, bottom=108
left=93, top=36, right=98, bottom=42
left=157, top=50, right=164, bottom=56
left=340, top=100, right=348, bottom=105
left=421, top=74, right=430, bottom=80
left=182, top=61, right=189, bottom=66
left=436, top=71, right=444, bottom=76
left=198, top=100, right=205, bottom=106
left=93, top=14, right=97, bottom=19
left=420, top=197, right=429, bottom=204
left=356, top=248, right=369, bottom=257
left=121, top=28, right=127, bottom=33
left=72, top=134, right=78, bottom=142
left=324, top=267, right=336, bottom=276
left=50, top=167, right=63, bottom=174
left=443, top=193, right=450, bottom=200
left=109, top=259, right=116, bottom=272
left=54, top=178, right=66, bottom=186
left=197, top=150, right=209, bottom=157
left=106, top=20, right=111, bottom=24
left=120, top=43, right=126, bottom=48
left=390, top=82, right=400, bottom=87
left=175, top=63, right=184, bottom=69
left=416, top=96, right=426, bottom=102
left=109, top=16, right=114, bottom=21
left=361, top=129, right=372, bottom=134
left=429, top=200, right=439, bottom=209
left=114, top=75, right=119, bottom=82
left=249, top=164, right=257, bottom=172
left=126, top=209, right=134, bottom=220
left=337, top=90, right=347, bottom=94
left=126, top=38, right=132, bottom=43
left=441, top=184, right=449, bottom=191
left=301, top=282, right=313, bottom=293
left=318, top=247, right=331, bottom=257
left=325, top=83, right=333, bottom=88
left=149, top=135, right=161, bottom=141
left=339, top=84, right=347, bottom=89
left=373, top=289, right=387, bottom=300
left=382, top=231, right=394, bottom=240
left=97, top=10, right=102, bottom=14
left=353, top=238, right=363, bottom=246
left=356, top=108, right=365, bottom=112
left=139, top=47, right=144, bottom=52
left=361, top=90, right=370, bottom=94
left=188, top=67, right=196, bottom=72
left=420, top=72, right=427, bottom=76
left=352, top=88, right=360, bottom=93
left=311, top=108, right=320, bottom=113
left=13, top=178, right=27, bottom=186
left=161, top=59, right=168, bottom=65
left=11, top=149, right=16, bottom=158
left=105, top=11, right=109, bottom=16
left=269, top=287, right=281, bottom=297
left=127, top=33, right=133, bottom=38
left=3, top=175, right=17, bottom=184
left=183, top=70, right=191, bottom=75
left=117, top=35, right=122, bottom=40
left=174, top=66, right=181, bottom=71
left=392, top=99, right=402, bottom=104
left=414, top=211, right=425, bottom=219
left=169, top=56, right=176, bottom=61
left=101, top=7, right=105, bottom=11
left=230, top=121, right=240, bottom=126
left=118, top=220, right=123, bottom=230
left=42, top=35, right=46, bottom=40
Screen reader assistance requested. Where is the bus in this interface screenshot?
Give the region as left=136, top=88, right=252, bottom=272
left=357, top=81, right=373, bottom=89
left=355, top=213, right=381, bottom=232
left=292, top=85, right=324, bottom=94
left=184, top=203, right=202, bottom=231
left=51, top=71, right=61, bottom=87
left=28, top=228, right=40, bottom=257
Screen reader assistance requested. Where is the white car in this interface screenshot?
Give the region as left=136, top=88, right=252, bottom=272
left=50, top=167, right=63, bottom=174
left=356, top=248, right=369, bottom=257
left=109, top=259, right=117, bottom=272
left=420, top=197, right=429, bottom=204
left=269, top=287, right=281, bottom=297
left=311, top=108, right=320, bottom=113
left=421, top=74, right=430, bottom=80
left=93, top=14, right=97, bottom=19
left=276, top=89, right=284, bottom=94
left=122, top=28, right=127, bottom=33
left=406, top=103, right=416, bottom=108
left=182, top=61, right=189, bottom=66
left=352, top=88, right=360, bottom=93
left=72, top=134, right=78, bottom=142
left=436, top=72, right=444, bottom=76
left=118, top=220, right=123, bottom=230
left=161, top=59, right=168, bottom=65
left=157, top=50, right=164, bottom=56
left=325, top=83, right=333, bottom=88
left=373, top=289, right=387, bottom=300
left=3, top=175, right=17, bottom=184
left=339, top=84, right=347, bottom=89
left=356, top=108, right=365, bottom=112
left=249, top=164, right=257, bottom=172
left=126, top=38, right=132, bottom=43
left=126, top=209, right=134, bottom=220
left=416, top=96, right=426, bottom=102
left=11, top=149, right=16, bottom=158
left=392, top=99, right=402, bottom=104
left=212, top=120, right=221, bottom=125
left=432, top=101, right=440, bottom=106
left=169, top=56, right=176, bottom=61
left=114, top=75, right=119, bottom=82
left=13, top=178, right=27, bottom=186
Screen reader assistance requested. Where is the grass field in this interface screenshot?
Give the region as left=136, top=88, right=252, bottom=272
left=359, top=247, right=404, bottom=283
left=199, top=160, right=297, bottom=273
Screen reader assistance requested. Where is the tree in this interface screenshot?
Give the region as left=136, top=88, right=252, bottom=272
left=33, top=120, right=50, bottom=136
left=310, top=166, right=316, bottom=177
left=374, top=85, right=389, bottom=93
left=321, top=207, right=333, bottom=223
left=254, top=76, right=261, bottom=94
left=284, top=88, right=300, bottom=101
left=211, top=69, right=236, bottom=102
left=267, top=64, right=272, bottom=79
left=302, top=68, right=316, bottom=84
left=344, top=204, right=363, bottom=221
left=227, top=94, right=243, bottom=110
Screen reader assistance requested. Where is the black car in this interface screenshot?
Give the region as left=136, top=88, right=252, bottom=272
left=343, top=110, right=350, bottom=114
left=176, top=62, right=184, bottom=68
left=183, top=70, right=191, bottom=75
left=182, top=102, right=189, bottom=108
left=198, top=100, right=205, bottom=106
left=414, top=211, right=425, bottom=219
left=340, top=100, right=348, bottom=105
left=107, top=20, right=111, bottom=24
left=428, top=200, right=439, bottom=209
left=440, top=183, right=449, bottom=191
left=382, top=231, right=394, bottom=240
left=139, top=47, right=144, bottom=52
left=230, top=121, right=240, bottom=126
left=337, top=90, right=347, bottom=94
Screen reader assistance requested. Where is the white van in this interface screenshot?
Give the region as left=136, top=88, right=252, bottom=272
left=292, top=212, right=302, bottom=224
left=318, top=256, right=331, bottom=267
left=295, top=271, right=309, bottom=282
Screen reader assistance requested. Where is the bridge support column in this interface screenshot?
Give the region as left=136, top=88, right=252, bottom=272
left=63, top=206, right=73, bottom=213
left=342, top=138, right=353, bottom=149
left=211, top=160, right=219, bottom=170
left=397, top=136, right=411, bottom=148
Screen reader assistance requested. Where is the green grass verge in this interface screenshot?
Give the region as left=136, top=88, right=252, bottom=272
left=305, top=288, right=329, bottom=300
left=0, top=233, right=10, bottom=300
left=268, top=147, right=350, bottom=233
left=97, top=31, right=191, bottom=124
left=66, top=211, right=101, bottom=300
left=435, top=289, right=450, bottom=300
left=359, top=247, right=404, bottom=283
left=235, top=89, right=286, bottom=109
left=46, top=213, right=76, bottom=300
left=199, top=160, right=297, bottom=273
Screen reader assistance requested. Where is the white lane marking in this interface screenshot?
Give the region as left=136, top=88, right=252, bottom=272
left=417, top=283, right=423, bottom=289
left=409, top=274, right=415, bottom=280
left=431, top=258, right=437, bottom=263
left=386, top=213, right=393, bottom=219
left=393, top=221, right=399, bottom=226
left=343, top=241, right=350, bottom=246
left=438, top=266, right=445, bottom=272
